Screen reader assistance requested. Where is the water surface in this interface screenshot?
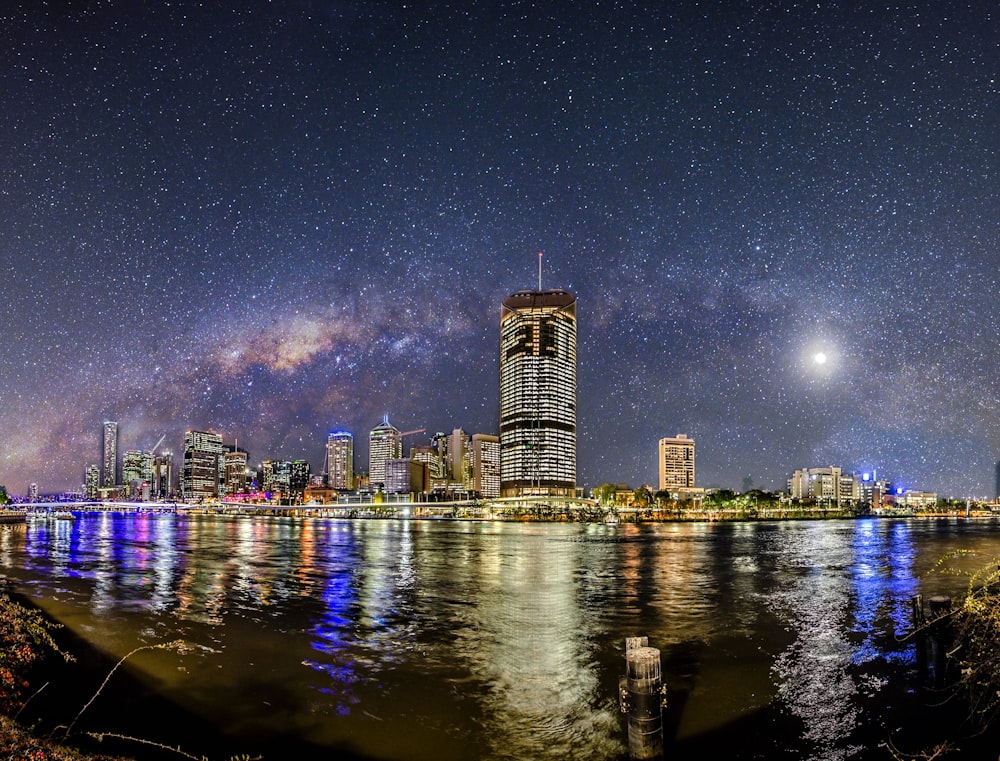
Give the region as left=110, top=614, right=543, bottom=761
left=2, top=513, right=998, bottom=760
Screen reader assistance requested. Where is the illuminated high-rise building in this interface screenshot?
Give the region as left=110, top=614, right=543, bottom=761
left=658, top=433, right=695, bottom=493
left=153, top=452, right=173, bottom=499
left=223, top=447, right=249, bottom=496
left=448, top=428, right=471, bottom=486
left=102, top=421, right=118, bottom=488
left=180, top=430, right=224, bottom=502
left=325, top=431, right=354, bottom=490
left=85, top=464, right=100, bottom=499
left=289, top=460, right=311, bottom=502
left=411, top=444, right=443, bottom=480
left=472, top=433, right=500, bottom=498
left=385, top=458, right=426, bottom=494
left=122, top=449, right=154, bottom=499
left=499, top=288, right=577, bottom=497
left=369, top=416, right=402, bottom=488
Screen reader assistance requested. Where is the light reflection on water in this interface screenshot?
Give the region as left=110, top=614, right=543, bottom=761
left=2, top=513, right=1000, bottom=760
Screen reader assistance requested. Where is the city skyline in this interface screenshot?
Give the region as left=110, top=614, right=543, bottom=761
left=36, top=409, right=949, bottom=502
left=2, top=3, right=997, bottom=499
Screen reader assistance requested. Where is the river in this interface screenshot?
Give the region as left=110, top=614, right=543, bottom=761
left=1, top=512, right=998, bottom=761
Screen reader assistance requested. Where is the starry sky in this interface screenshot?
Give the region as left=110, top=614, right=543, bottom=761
left=1, top=1, right=997, bottom=499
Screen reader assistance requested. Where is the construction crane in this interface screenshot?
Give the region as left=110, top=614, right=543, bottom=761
left=150, top=433, right=166, bottom=454
left=400, top=428, right=426, bottom=441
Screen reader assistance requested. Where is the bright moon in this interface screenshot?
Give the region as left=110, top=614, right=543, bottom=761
left=814, top=352, right=827, bottom=365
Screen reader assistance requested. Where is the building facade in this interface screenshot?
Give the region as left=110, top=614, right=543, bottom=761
left=385, top=458, right=428, bottom=495
left=369, top=416, right=402, bottom=489
left=499, top=289, right=577, bottom=497
left=180, top=430, right=224, bottom=502
left=102, top=421, right=118, bottom=488
left=122, top=449, right=154, bottom=500
left=325, top=431, right=354, bottom=490
left=223, top=448, right=249, bottom=496
left=289, top=460, right=311, bottom=502
left=411, top=444, right=443, bottom=481
left=472, top=433, right=500, bottom=498
left=448, top=428, right=471, bottom=487
left=788, top=466, right=860, bottom=505
left=261, top=459, right=292, bottom=497
left=153, top=453, right=173, bottom=500
left=658, top=433, right=695, bottom=493
left=85, top=464, right=100, bottom=499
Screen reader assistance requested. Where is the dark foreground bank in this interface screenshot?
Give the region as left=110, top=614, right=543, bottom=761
left=4, top=570, right=1000, bottom=761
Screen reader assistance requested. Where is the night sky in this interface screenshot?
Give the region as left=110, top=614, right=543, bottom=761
left=1, top=1, right=997, bottom=498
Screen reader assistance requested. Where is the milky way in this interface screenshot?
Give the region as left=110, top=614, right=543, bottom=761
left=1, top=2, right=997, bottom=498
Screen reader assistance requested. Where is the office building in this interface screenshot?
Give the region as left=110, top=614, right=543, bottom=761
left=153, top=452, right=173, bottom=500
left=102, top=421, right=118, bottom=488
left=788, top=466, right=860, bottom=505
left=122, top=449, right=154, bottom=500
left=449, top=428, right=471, bottom=486
left=385, top=458, right=427, bottom=495
left=224, top=448, right=249, bottom=495
left=85, top=464, right=100, bottom=500
left=431, top=431, right=449, bottom=458
left=499, top=289, right=577, bottom=497
left=180, top=430, right=224, bottom=502
left=369, top=416, right=402, bottom=489
left=261, top=459, right=292, bottom=496
left=326, top=431, right=354, bottom=490
left=472, top=433, right=500, bottom=498
left=411, top=444, right=444, bottom=480
left=658, top=434, right=695, bottom=493
left=289, top=460, right=311, bottom=502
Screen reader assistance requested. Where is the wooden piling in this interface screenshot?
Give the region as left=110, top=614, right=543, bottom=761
left=910, top=594, right=927, bottom=679
left=620, top=637, right=666, bottom=759
left=927, top=595, right=953, bottom=689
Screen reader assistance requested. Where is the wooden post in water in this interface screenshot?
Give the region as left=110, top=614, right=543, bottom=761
left=619, top=636, right=666, bottom=759
left=910, top=594, right=928, bottom=680
left=927, top=595, right=953, bottom=689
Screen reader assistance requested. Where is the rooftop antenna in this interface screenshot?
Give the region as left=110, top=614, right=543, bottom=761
left=537, top=251, right=543, bottom=291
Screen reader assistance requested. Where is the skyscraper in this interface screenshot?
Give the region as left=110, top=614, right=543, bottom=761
left=325, top=431, right=354, bottom=490
left=223, top=447, right=249, bottom=496
left=180, top=430, right=224, bottom=502
left=85, top=464, right=100, bottom=499
left=122, top=449, right=154, bottom=499
left=448, top=427, right=471, bottom=486
left=658, top=433, right=695, bottom=493
left=472, top=433, right=500, bottom=498
left=499, top=289, right=577, bottom=497
left=153, top=452, right=173, bottom=500
left=369, top=416, right=402, bottom=489
left=102, top=421, right=118, bottom=488
left=289, top=460, right=311, bottom=502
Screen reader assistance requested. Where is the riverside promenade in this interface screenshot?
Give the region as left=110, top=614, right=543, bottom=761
left=15, top=497, right=998, bottom=522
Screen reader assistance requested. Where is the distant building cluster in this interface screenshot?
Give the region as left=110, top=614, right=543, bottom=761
left=84, top=417, right=507, bottom=506
left=74, top=287, right=578, bottom=505
left=18, top=282, right=954, bottom=507
left=786, top=466, right=937, bottom=510
left=639, top=434, right=938, bottom=511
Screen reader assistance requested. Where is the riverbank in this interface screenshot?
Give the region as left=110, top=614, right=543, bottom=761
left=16, top=498, right=1000, bottom=523
left=0, top=579, right=374, bottom=761
left=0, top=582, right=136, bottom=760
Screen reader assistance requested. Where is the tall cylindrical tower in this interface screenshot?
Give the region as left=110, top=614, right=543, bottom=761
left=499, top=289, right=577, bottom=497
